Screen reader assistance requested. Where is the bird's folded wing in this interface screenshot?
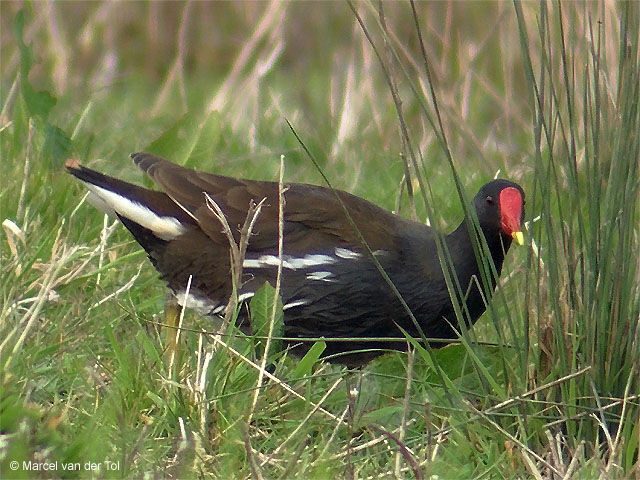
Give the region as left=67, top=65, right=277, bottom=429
left=133, top=152, right=401, bottom=251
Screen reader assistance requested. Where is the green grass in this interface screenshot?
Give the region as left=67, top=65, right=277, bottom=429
left=1, top=2, right=638, bottom=479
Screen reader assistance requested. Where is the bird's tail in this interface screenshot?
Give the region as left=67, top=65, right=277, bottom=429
left=65, top=159, right=193, bottom=246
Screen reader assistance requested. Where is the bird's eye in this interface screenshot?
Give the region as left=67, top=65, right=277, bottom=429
left=485, top=196, right=494, bottom=205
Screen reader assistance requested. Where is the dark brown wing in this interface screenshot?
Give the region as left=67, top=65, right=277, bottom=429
left=133, top=152, right=404, bottom=253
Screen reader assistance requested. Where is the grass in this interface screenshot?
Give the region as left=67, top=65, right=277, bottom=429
left=1, top=1, right=638, bottom=479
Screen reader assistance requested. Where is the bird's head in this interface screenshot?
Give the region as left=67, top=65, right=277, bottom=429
left=474, top=179, right=525, bottom=246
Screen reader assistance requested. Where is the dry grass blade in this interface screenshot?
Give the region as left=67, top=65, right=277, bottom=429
left=604, top=366, right=636, bottom=475
left=150, top=0, right=191, bottom=116
left=96, top=215, right=117, bottom=286
left=520, top=450, right=545, bottom=480
left=248, top=154, right=285, bottom=423
left=0, top=75, right=19, bottom=124
left=203, top=192, right=266, bottom=323
left=2, top=218, right=26, bottom=259
left=16, top=118, right=34, bottom=220
left=563, top=441, right=585, bottom=480
left=376, top=2, right=417, bottom=222
left=208, top=0, right=285, bottom=113
left=90, top=264, right=143, bottom=310
left=367, top=424, right=423, bottom=480
left=244, top=424, right=265, bottom=480
left=329, top=418, right=419, bottom=461
left=315, top=404, right=351, bottom=462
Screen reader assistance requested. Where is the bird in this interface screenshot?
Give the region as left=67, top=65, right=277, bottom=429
left=66, top=153, right=525, bottom=366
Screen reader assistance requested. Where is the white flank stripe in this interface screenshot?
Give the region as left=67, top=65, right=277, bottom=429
left=335, top=247, right=361, bottom=259
left=175, top=290, right=218, bottom=316
left=242, top=259, right=262, bottom=269
left=243, top=253, right=336, bottom=271
left=211, top=305, right=225, bottom=315
left=306, top=271, right=335, bottom=282
left=283, top=299, right=309, bottom=310
left=237, top=292, right=255, bottom=303
left=288, top=254, right=336, bottom=269
left=84, top=183, right=186, bottom=240
left=257, top=255, right=295, bottom=269
left=175, top=291, right=254, bottom=316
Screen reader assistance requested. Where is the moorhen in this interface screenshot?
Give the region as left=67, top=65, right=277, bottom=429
left=66, top=153, right=525, bottom=365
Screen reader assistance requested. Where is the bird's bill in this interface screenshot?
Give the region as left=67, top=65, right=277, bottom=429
left=511, top=231, right=524, bottom=246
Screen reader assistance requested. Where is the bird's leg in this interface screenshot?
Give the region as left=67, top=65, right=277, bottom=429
left=164, top=297, right=182, bottom=375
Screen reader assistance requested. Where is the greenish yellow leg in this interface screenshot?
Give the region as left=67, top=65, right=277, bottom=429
left=164, top=298, right=182, bottom=371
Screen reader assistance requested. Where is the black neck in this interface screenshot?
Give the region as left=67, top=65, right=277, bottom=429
left=446, top=219, right=511, bottom=282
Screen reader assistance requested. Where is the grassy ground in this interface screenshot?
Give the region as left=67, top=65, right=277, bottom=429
left=1, top=2, right=638, bottom=479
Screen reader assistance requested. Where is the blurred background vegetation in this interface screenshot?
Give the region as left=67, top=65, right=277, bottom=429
left=1, top=1, right=536, bottom=191
left=1, top=1, right=638, bottom=478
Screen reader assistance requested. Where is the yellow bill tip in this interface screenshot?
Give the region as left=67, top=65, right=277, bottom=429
left=512, top=231, right=524, bottom=246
